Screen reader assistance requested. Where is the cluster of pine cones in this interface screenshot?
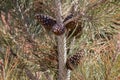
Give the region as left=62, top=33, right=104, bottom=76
left=34, top=0, right=83, bottom=36
left=35, top=13, right=82, bottom=37
left=34, top=1, right=84, bottom=70
left=34, top=14, right=84, bottom=70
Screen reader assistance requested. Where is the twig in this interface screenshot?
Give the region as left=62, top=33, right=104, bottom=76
left=25, top=68, right=39, bottom=80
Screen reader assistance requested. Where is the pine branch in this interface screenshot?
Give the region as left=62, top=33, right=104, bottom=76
left=54, top=0, right=70, bottom=80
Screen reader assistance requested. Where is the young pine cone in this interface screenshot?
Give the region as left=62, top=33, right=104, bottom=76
left=66, top=50, right=84, bottom=70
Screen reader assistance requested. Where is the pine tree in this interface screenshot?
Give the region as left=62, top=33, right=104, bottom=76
left=0, top=0, right=120, bottom=80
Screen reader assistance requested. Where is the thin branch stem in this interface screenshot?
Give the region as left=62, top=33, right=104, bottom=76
left=54, top=0, right=70, bottom=80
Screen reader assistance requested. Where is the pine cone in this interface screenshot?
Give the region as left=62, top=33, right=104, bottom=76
left=35, top=14, right=56, bottom=30
left=66, top=50, right=84, bottom=70
left=52, top=24, right=65, bottom=35
left=63, top=14, right=75, bottom=29
left=64, top=14, right=83, bottom=37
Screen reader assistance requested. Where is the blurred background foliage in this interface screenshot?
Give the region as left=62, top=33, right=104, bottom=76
left=0, top=0, right=120, bottom=80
